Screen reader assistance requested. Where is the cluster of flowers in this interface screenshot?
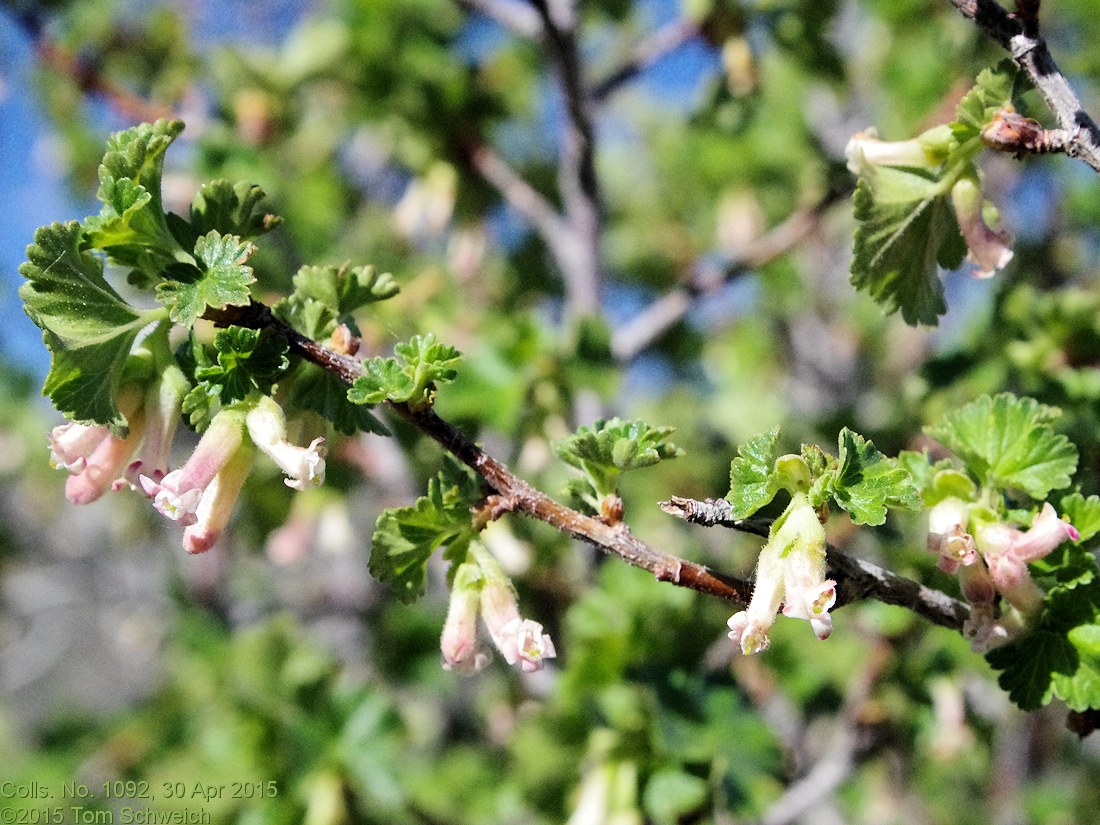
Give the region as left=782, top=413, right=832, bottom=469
left=726, top=492, right=837, bottom=655
left=441, top=544, right=557, bottom=674
left=49, top=369, right=326, bottom=555
left=927, top=498, right=1078, bottom=651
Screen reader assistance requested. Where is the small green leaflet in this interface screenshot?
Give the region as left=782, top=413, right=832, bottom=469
left=924, top=393, right=1077, bottom=499
left=82, top=119, right=186, bottom=277
left=850, top=166, right=964, bottom=326
left=188, top=179, right=282, bottom=241
left=155, top=230, right=257, bottom=326
left=554, top=417, right=683, bottom=502
left=274, top=263, right=399, bottom=340
left=369, top=460, right=482, bottom=603
left=952, top=59, right=1020, bottom=143
left=348, top=333, right=461, bottom=410
left=19, top=221, right=163, bottom=435
left=830, top=428, right=920, bottom=526
left=194, top=326, right=289, bottom=402
left=1060, top=493, right=1100, bottom=544
left=726, top=427, right=781, bottom=519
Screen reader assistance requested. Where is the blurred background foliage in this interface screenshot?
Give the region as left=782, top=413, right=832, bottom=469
left=3, top=0, right=1100, bottom=822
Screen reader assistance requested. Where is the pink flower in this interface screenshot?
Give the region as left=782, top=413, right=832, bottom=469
left=480, top=575, right=556, bottom=673
left=950, top=175, right=1014, bottom=279
left=63, top=423, right=145, bottom=505
left=181, top=444, right=254, bottom=554
left=926, top=497, right=977, bottom=573
left=140, top=409, right=246, bottom=526
left=441, top=563, right=492, bottom=673
left=49, top=421, right=109, bottom=473
left=974, top=504, right=1075, bottom=616
left=124, top=363, right=188, bottom=487
left=245, top=395, right=326, bottom=491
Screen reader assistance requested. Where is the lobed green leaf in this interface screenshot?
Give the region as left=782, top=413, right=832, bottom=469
left=348, top=333, right=461, bottom=410
left=156, top=230, right=257, bottom=326
left=849, top=168, right=963, bottom=326
left=726, top=427, right=781, bottom=519
left=369, top=460, right=482, bottom=603
left=924, top=393, right=1078, bottom=499
left=830, top=428, right=920, bottom=525
left=19, top=221, right=161, bottom=434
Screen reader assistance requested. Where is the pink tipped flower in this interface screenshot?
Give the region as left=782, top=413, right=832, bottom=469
left=480, top=575, right=556, bottom=673
left=181, top=443, right=254, bottom=554
left=63, top=420, right=145, bottom=505
left=245, top=395, right=326, bottom=491
left=728, top=492, right=832, bottom=654
left=49, top=422, right=110, bottom=473
left=140, top=408, right=246, bottom=527
left=951, top=175, right=1014, bottom=278
left=927, top=497, right=977, bottom=573
left=441, top=563, right=492, bottom=673
left=1013, top=503, right=1078, bottom=561
left=124, top=363, right=188, bottom=487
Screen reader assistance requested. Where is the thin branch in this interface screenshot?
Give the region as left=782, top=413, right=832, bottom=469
left=464, top=138, right=574, bottom=255
left=759, top=640, right=891, bottom=825
left=206, top=301, right=753, bottom=605
left=530, top=0, right=604, bottom=319
left=452, top=0, right=543, bottom=39
left=31, top=34, right=175, bottom=124
left=610, top=188, right=846, bottom=361
left=660, top=497, right=970, bottom=631
left=591, top=17, right=702, bottom=103
left=948, top=0, right=1100, bottom=172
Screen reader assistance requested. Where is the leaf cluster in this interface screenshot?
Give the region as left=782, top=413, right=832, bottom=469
left=725, top=426, right=919, bottom=526
left=849, top=60, right=1019, bottom=325
left=19, top=120, right=290, bottom=433
left=553, top=418, right=683, bottom=512
left=348, top=333, right=462, bottom=411
left=369, top=458, right=484, bottom=603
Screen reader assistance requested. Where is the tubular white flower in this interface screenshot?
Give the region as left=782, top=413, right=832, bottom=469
left=479, top=570, right=556, bottom=672
left=728, top=492, right=832, bottom=654
left=845, top=124, right=954, bottom=175
left=245, top=395, right=326, bottom=490
left=441, top=563, right=492, bottom=674
left=125, top=362, right=188, bottom=487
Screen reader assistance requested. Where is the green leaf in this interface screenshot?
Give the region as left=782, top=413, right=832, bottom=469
left=726, top=427, right=781, bottom=519
left=924, top=393, right=1078, bottom=499
left=986, top=630, right=1078, bottom=711
left=369, top=460, right=482, bottom=603
left=952, top=59, right=1020, bottom=141
left=188, top=179, right=282, bottom=241
left=829, top=428, right=920, bottom=525
left=850, top=166, right=962, bottom=326
left=82, top=119, right=186, bottom=276
left=348, top=333, right=461, bottom=410
left=19, top=221, right=161, bottom=434
left=156, top=230, right=257, bottom=326
left=285, top=362, right=388, bottom=436
left=194, top=326, right=289, bottom=404
left=1060, top=493, right=1100, bottom=544
left=274, top=264, right=399, bottom=339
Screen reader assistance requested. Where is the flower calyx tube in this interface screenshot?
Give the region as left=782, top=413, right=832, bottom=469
left=727, top=491, right=835, bottom=655
left=441, top=543, right=556, bottom=674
